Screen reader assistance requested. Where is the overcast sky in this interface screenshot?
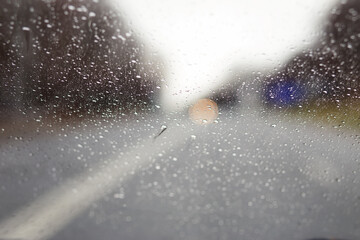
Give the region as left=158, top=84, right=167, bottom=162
left=113, top=0, right=339, bottom=111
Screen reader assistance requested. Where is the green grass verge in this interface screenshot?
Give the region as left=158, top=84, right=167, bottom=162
left=286, top=99, right=360, bottom=132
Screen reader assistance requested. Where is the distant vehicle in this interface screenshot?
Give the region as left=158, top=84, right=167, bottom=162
left=263, top=78, right=306, bottom=107
left=206, top=81, right=242, bottom=111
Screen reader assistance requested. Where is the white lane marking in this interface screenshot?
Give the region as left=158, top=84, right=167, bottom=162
left=0, top=122, right=197, bottom=240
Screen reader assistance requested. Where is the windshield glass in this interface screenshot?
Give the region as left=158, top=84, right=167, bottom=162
left=0, top=0, right=359, bottom=240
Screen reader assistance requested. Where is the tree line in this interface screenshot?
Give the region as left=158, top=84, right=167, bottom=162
left=0, top=0, right=160, bottom=117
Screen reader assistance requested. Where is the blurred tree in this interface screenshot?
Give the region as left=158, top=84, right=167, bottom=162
left=263, top=0, right=360, bottom=104
left=0, top=0, right=24, bottom=111
left=321, top=0, right=360, bottom=99
left=0, top=0, right=160, bottom=117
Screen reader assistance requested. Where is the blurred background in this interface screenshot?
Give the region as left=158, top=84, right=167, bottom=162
left=1, top=0, right=359, bottom=130
left=0, top=0, right=360, bottom=239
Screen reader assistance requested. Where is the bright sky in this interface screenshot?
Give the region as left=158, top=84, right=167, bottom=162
left=114, top=0, right=339, bottom=111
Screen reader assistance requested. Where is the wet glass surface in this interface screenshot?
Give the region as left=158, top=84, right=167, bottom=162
left=0, top=0, right=359, bottom=239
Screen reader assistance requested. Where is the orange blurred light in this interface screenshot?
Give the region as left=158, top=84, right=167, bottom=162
left=188, top=98, right=218, bottom=125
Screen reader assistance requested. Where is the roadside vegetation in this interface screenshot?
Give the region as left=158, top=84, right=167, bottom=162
left=285, top=99, right=360, bottom=132
left=262, top=0, right=360, bottom=133
left=0, top=0, right=161, bottom=121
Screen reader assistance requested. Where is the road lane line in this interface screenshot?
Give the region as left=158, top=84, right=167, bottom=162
left=0, top=121, right=197, bottom=240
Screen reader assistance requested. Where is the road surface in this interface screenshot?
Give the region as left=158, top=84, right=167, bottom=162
left=0, top=109, right=359, bottom=240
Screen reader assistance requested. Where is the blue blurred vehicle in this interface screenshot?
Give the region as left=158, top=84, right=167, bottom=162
left=263, top=79, right=307, bottom=107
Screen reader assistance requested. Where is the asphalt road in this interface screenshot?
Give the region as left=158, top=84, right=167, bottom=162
left=0, top=109, right=359, bottom=240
